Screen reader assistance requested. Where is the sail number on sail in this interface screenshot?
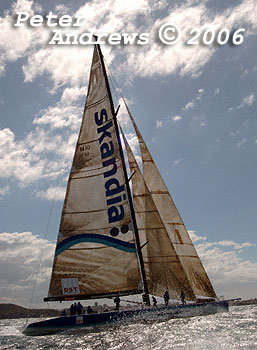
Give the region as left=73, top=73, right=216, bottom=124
left=95, top=107, right=129, bottom=237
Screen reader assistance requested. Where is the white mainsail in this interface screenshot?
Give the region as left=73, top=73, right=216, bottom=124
left=124, top=101, right=217, bottom=299
left=46, top=45, right=141, bottom=301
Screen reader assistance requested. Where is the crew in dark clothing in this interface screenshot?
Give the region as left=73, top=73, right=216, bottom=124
left=164, top=290, right=169, bottom=306
left=87, top=305, right=94, bottom=314
left=180, top=290, right=186, bottom=305
left=77, top=302, right=84, bottom=314
left=69, top=303, right=76, bottom=316
left=152, top=296, right=157, bottom=307
left=114, top=296, right=121, bottom=310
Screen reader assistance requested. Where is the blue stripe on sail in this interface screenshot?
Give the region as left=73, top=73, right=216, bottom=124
left=55, top=233, right=136, bottom=256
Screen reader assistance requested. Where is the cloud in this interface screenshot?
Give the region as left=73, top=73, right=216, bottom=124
left=155, top=113, right=183, bottom=130
left=23, top=45, right=99, bottom=88
left=54, top=4, right=70, bottom=15
left=183, top=88, right=205, bottom=111
left=33, top=104, right=82, bottom=130
left=0, top=126, right=76, bottom=187
left=155, top=114, right=182, bottom=129
left=237, top=93, right=255, bottom=109
left=0, top=75, right=86, bottom=187
left=125, top=132, right=139, bottom=154
left=3, top=0, right=255, bottom=88
left=218, top=240, right=255, bottom=250
left=173, top=157, right=185, bottom=166
left=0, top=128, right=44, bottom=184
left=188, top=230, right=206, bottom=242
left=190, top=232, right=257, bottom=299
left=60, top=86, right=87, bottom=105
left=117, top=98, right=133, bottom=126
left=184, top=101, right=195, bottom=110
left=0, top=0, right=45, bottom=76
left=0, top=231, right=55, bottom=307
left=122, top=0, right=257, bottom=78
left=0, top=185, right=10, bottom=199
left=156, top=120, right=163, bottom=128
left=35, top=186, right=66, bottom=201
left=171, top=115, right=182, bottom=122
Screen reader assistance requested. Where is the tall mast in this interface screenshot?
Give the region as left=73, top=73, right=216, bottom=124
left=96, top=43, right=150, bottom=304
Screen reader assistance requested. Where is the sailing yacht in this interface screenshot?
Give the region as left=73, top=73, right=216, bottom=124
left=22, top=43, right=228, bottom=336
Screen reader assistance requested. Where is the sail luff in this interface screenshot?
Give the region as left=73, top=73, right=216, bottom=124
left=124, top=101, right=217, bottom=299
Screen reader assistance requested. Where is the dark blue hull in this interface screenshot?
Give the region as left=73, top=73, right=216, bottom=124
left=22, top=301, right=229, bottom=336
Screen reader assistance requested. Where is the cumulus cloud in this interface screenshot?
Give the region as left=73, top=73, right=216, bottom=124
left=0, top=231, right=55, bottom=307
left=33, top=104, right=82, bottom=130
left=0, top=72, right=86, bottom=188
left=23, top=45, right=99, bottom=88
left=35, top=186, right=66, bottom=201
left=190, top=232, right=257, bottom=299
left=0, top=128, right=45, bottom=184
left=188, top=230, right=206, bottom=242
left=2, top=0, right=255, bottom=88
left=0, top=0, right=45, bottom=76
left=0, top=126, right=76, bottom=187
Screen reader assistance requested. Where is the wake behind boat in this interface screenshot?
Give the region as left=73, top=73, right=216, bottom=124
left=23, top=42, right=228, bottom=336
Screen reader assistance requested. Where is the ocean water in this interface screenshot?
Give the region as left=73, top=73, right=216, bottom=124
left=0, top=305, right=257, bottom=350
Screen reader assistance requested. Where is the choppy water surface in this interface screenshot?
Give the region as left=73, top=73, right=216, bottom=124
left=1, top=305, right=257, bottom=349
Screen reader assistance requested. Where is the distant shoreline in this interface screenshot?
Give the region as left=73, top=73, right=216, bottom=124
left=0, top=303, right=60, bottom=319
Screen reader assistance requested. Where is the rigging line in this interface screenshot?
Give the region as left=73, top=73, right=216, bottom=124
left=105, top=58, right=141, bottom=159
left=105, top=63, right=120, bottom=108
left=26, top=162, right=64, bottom=324
left=104, top=57, right=128, bottom=107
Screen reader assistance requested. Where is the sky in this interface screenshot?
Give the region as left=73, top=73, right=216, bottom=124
left=0, top=0, right=257, bottom=308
